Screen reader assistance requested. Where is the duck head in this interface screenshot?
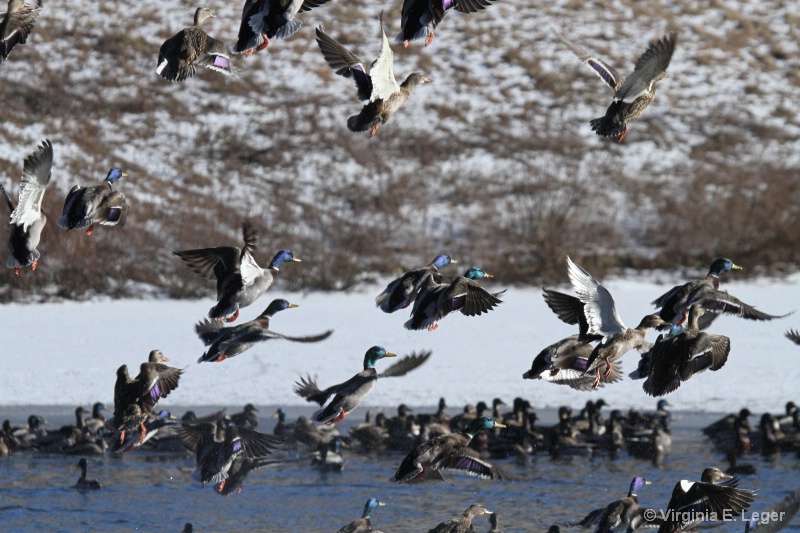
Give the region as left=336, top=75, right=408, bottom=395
left=700, top=467, right=732, bottom=483
left=260, top=299, right=298, bottom=318
left=362, top=497, right=385, bottom=518
left=464, top=267, right=493, bottom=280
left=273, top=407, right=286, bottom=421
left=104, top=168, right=127, bottom=184
left=637, top=314, right=666, bottom=330
left=657, top=399, right=671, bottom=410
left=401, top=72, right=433, bottom=89
left=362, top=346, right=396, bottom=369
left=148, top=350, right=169, bottom=363
left=194, top=7, right=216, bottom=27
left=462, top=503, right=492, bottom=519
left=464, top=417, right=505, bottom=437
left=269, top=250, right=301, bottom=270
left=707, top=258, right=741, bottom=278
left=430, top=254, right=456, bottom=270
left=628, top=476, right=651, bottom=496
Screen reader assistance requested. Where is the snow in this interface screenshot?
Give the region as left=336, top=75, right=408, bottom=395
left=1, top=274, right=798, bottom=412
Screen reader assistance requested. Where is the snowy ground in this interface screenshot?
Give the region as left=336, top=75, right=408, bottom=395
left=2, top=274, right=798, bottom=413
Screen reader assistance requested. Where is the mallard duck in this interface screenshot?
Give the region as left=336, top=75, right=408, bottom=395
left=107, top=410, right=177, bottom=454
left=234, top=0, right=333, bottom=56
left=83, top=402, right=106, bottom=435
left=57, top=168, right=128, bottom=235
left=0, top=0, right=41, bottom=62
left=2, top=139, right=52, bottom=276
left=174, top=221, right=302, bottom=322
left=156, top=7, right=236, bottom=82
left=556, top=31, right=677, bottom=142
left=315, top=18, right=432, bottom=138
left=294, top=346, right=417, bottom=424
left=177, top=419, right=284, bottom=491
left=657, top=467, right=756, bottom=533
left=786, top=329, right=800, bottom=345
left=566, top=256, right=666, bottom=388
left=396, top=0, right=495, bottom=48
left=405, top=267, right=503, bottom=331
left=572, top=477, right=660, bottom=533
left=230, top=403, right=259, bottom=429
left=392, top=417, right=508, bottom=483
left=73, top=458, right=102, bottom=490
left=642, top=304, right=731, bottom=397
left=195, top=299, right=333, bottom=363
left=428, top=504, right=494, bottom=533
left=337, top=498, right=385, bottom=533
left=217, top=455, right=281, bottom=495
left=106, top=350, right=182, bottom=446
left=376, top=253, right=457, bottom=313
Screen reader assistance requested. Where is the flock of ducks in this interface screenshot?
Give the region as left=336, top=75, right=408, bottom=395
left=2, top=0, right=800, bottom=531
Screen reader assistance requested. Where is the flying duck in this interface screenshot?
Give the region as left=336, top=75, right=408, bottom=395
left=234, top=0, right=333, bottom=56
left=57, top=168, right=128, bottom=235
left=0, top=0, right=42, bottom=62
left=376, top=253, right=457, bottom=313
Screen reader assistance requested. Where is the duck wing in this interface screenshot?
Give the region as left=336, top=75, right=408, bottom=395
left=453, top=0, right=495, bottom=14
left=176, top=422, right=215, bottom=453
left=234, top=426, right=284, bottom=458
left=542, top=287, right=601, bottom=340
left=659, top=480, right=755, bottom=533
left=299, top=0, right=332, bottom=11
left=11, top=139, right=52, bottom=231
left=786, top=329, right=800, bottom=345
left=369, top=17, right=401, bottom=102
left=699, top=290, right=794, bottom=322
left=450, top=278, right=503, bottom=317
left=378, top=350, right=431, bottom=378
left=439, top=445, right=509, bottom=479
left=194, top=318, right=227, bottom=346
left=294, top=374, right=335, bottom=406
left=614, top=33, right=676, bottom=103
left=566, top=256, right=626, bottom=336
left=173, top=245, right=241, bottom=279
left=315, top=26, right=372, bottom=101
left=136, top=362, right=182, bottom=413
left=554, top=31, right=621, bottom=91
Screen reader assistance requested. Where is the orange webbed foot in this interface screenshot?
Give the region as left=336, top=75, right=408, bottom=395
left=226, top=309, right=240, bottom=323
left=592, top=368, right=601, bottom=389
left=427, top=322, right=439, bottom=331
left=616, top=129, right=628, bottom=143
left=424, top=31, right=434, bottom=47
left=369, top=124, right=380, bottom=138
left=85, top=224, right=94, bottom=236
left=14, top=265, right=19, bottom=277
left=215, top=354, right=228, bottom=363
left=256, top=35, right=269, bottom=51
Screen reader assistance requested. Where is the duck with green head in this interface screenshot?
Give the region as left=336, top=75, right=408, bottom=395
left=405, top=266, right=504, bottom=331
left=58, top=168, right=128, bottom=235
left=296, top=346, right=432, bottom=424
left=376, top=253, right=457, bottom=313
left=337, top=497, right=385, bottom=533
left=195, top=299, right=333, bottom=363
left=392, top=417, right=509, bottom=483
left=652, top=258, right=791, bottom=329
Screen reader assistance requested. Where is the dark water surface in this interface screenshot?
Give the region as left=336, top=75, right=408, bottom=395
left=1, top=406, right=799, bottom=532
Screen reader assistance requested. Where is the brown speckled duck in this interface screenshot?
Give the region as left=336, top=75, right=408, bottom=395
left=315, top=16, right=432, bottom=138
left=0, top=0, right=41, bottom=62
left=556, top=31, right=677, bottom=142
left=157, top=7, right=236, bottom=82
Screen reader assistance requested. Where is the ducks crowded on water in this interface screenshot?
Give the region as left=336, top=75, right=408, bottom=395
left=392, top=417, right=508, bottom=483
left=375, top=254, right=457, bottom=313
left=642, top=304, right=731, bottom=397
left=294, top=348, right=430, bottom=424
left=73, top=458, right=102, bottom=490
left=657, top=467, right=756, bottom=533
left=405, top=267, right=503, bottom=331
left=194, top=299, right=333, bottom=363
left=234, top=0, right=333, bottom=56
left=395, top=0, right=496, bottom=48
left=174, top=221, right=302, bottom=322
left=106, top=350, right=182, bottom=447
left=57, top=168, right=128, bottom=236
left=571, top=476, right=660, bottom=533
left=1, top=139, right=52, bottom=276
left=315, top=17, right=432, bottom=138
left=566, top=256, right=666, bottom=388
left=156, top=7, right=236, bottom=82
left=556, top=31, right=677, bottom=142
left=337, top=498, right=385, bottom=533
left=0, top=0, right=41, bottom=62
left=427, top=504, right=494, bottom=533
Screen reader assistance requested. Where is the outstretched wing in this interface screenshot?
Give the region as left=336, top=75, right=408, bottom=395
left=554, top=31, right=621, bottom=90
left=566, top=256, right=626, bottom=336
left=378, top=350, right=432, bottom=378
left=699, top=290, right=794, bottom=322
left=369, top=16, right=401, bottom=102
left=315, top=26, right=372, bottom=101
left=454, top=0, right=495, bottom=14
left=11, top=139, right=52, bottom=231
left=615, top=32, right=677, bottom=102
left=173, top=246, right=240, bottom=279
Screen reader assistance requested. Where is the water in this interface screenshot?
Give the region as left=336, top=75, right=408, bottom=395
left=0, top=406, right=798, bottom=532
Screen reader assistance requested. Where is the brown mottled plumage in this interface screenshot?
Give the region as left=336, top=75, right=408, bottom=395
left=157, top=7, right=235, bottom=82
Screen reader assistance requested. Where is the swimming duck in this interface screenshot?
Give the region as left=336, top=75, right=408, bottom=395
left=2, top=139, right=52, bottom=276
left=174, top=221, right=302, bottom=322
left=73, top=458, right=102, bottom=490
left=428, top=504, right=494, bottom=533
left=642, top=304, right=731, bottom=397
left=311, top=435, right=346, bottom=473
left=195, top=299, right=333, bottom=363
left=566, top=256, right=666, bottom=388
left=405, top=267, right=503, bottom=331
left=376, top=254, right=457, bottom=313
left=556, top=31, right=677, bottom=142
left=657, top=467, right=756, bottom=533
left=106, top=350, right=182, bottom=446
left=338, top=498, right=385, bottom=533
left=0, top=0, right=41, bottom=62
left=234, top=0, right=333, bottom=56
left=57, top=168, right=128, bottom=235
left=156, top=7, right=236, bottom=82
left=572, top=476, right=660, bottom=533
left=396, top=0, right=496, bottom=48
left=230, top=403, right=259, bottom=429
left=315, top=18, right=432, bottom=138
left=392, top=417, right=508, bottom=483
left=177, top=419, right=284, bottom=491
left=785, top=329, right=800, bottom=345
left=295, top=347, right=428, bottom=424
left=652, top=258, right=791, bottom=327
